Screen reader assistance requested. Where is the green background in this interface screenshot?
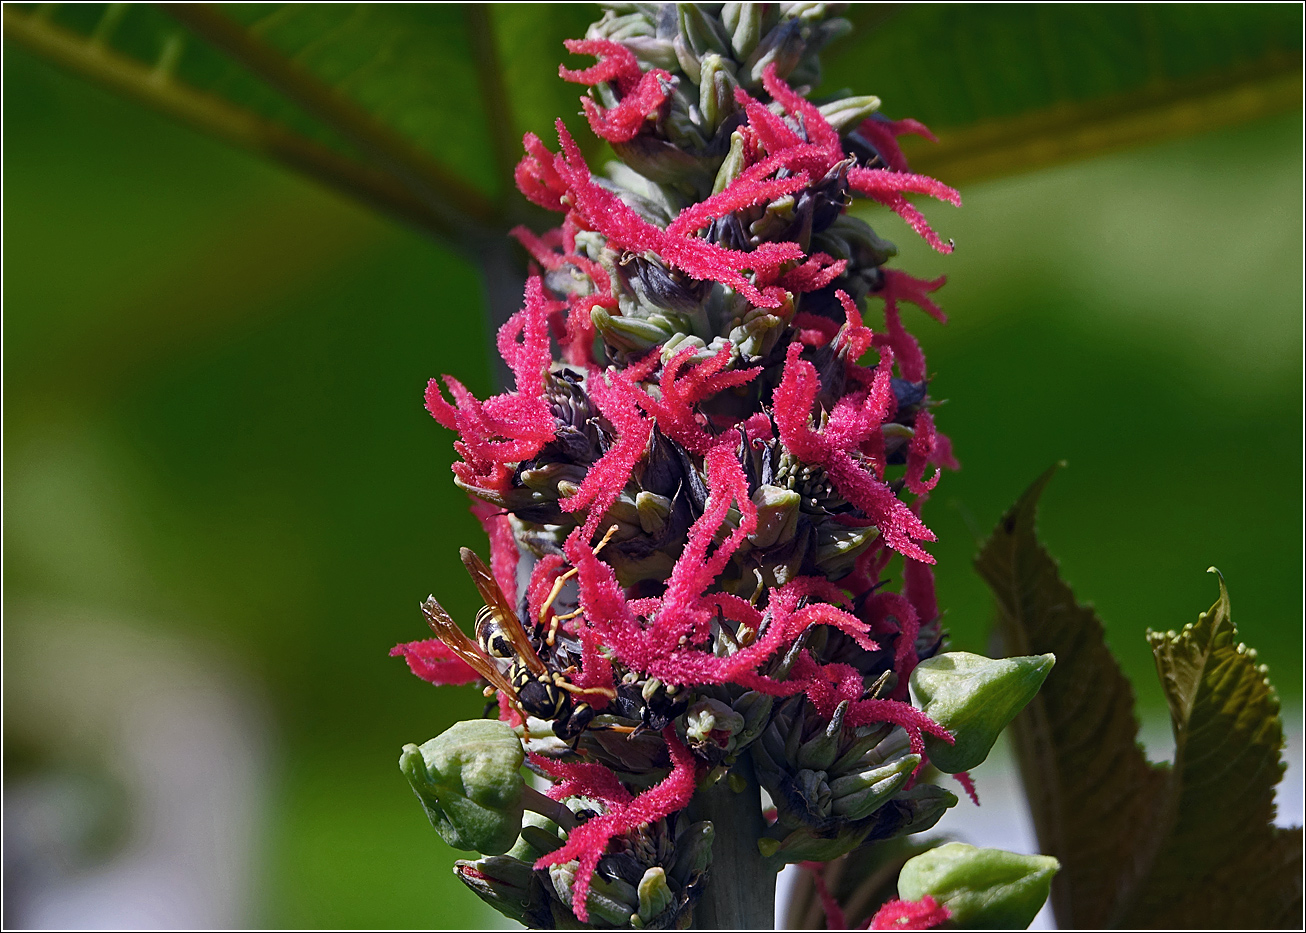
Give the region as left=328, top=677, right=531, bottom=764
left=4, top=14, right=1301, bottom=929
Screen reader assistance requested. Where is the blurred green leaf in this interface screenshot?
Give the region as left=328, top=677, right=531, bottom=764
left=977, top=467, right=1302, bottom=928
left=5, top=3, right=1300, bottom=248
left=830, top=4, right=1302, bottom=185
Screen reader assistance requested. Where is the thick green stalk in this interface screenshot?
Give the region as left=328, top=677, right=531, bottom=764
left=688, top=759, right=778, bottom=930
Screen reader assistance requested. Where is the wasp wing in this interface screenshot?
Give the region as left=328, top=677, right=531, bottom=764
left=420, top=595, right=527, bottom=720
left=460, top=548, right=548, bottom=676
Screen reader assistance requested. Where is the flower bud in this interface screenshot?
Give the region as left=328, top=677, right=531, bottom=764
left=726, top=2, right=765, bottom=59
left=818, top=94, right=882, bottom=133
left=795, top=698, right=849, bottom=770
left=712, top=130, right=748, bottom=194
left=814, top=522, right=878, bottom=576
left=636, top=866, right=675, bottom=925
left=399, top=720, right=525, bottom=855
left=910, top=652, right=1054, bottom=773
left=829, top=753, right=919, bottom=820
left=897, top=842, right=1059, bottom=929
left=686, top=698, right=747, bottom=758
left=455, top=855, right=553, bottom=929
left=549, top=861, right=638, bottom=926
left=669, top=820, right=715, bottom=887
left=743, top=17, right=805, bottom=84
left=507, top=810, right=564, bottom=862
left=749, top=485, right=802, bottom=548
left=698, top=53, right=740, bottom=134
left=593, top=306, right=681, bottom=355
left=678, top=4, right=732, bottom=60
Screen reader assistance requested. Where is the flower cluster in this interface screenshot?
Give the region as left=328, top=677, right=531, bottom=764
left=396, top=5, right=993, bottom=928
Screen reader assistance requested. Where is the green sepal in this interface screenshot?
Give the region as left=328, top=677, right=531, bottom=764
left=399, top=719, right=525, bottom=854
left=897, top=842, right=1059, bottom=929
left=911, top=651, right=1054, bottom=773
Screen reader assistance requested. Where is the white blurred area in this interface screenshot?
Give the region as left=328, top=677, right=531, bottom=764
left=776, top=714, right=1305, bottom=930
left=3, top=609, right=271, bottom=929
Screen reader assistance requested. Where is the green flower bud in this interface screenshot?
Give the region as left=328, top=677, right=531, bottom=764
left=742, top=14, right=807, bottom=84
left=795, top=699, right=849, bottom=770
left=911, top=652, right=1054, bottom=773
left=678, top=4, right=732, bottom=60
left=731, top=690, right=775, bottom=751
left=549, top=861, right=638, bottom=926
left=520, top=461, right=588, bottom=493
left=890, top=783, right=958, bottom=837
left=455, top=855, right=552, bottom=929
left=829, top=754, right=919, bottom=820
left=762, top=820, right=873, bottom=864
left=669, top=820, right=715, bottom=887
left=712, top=130, right=747, bottom=195
left=726, top=2, right=764, bottom=59
left=749, top=485, right=802, bottom=548
left=698, top=53, right=740, bottom=135
left=818, top=94, right=882, bottom=133
left=399, top=720, right=525, bottom=855
left=592, top=306, right=679, bottom=354
left=686, top=698, right=747, bottom=754
left=897, top=842, right=1059, bottom=930
left=636, top=490, right=673, bottom=535
left=636, top=866, right=675, bottom=925
left=814, top=522, right=878, bottom=576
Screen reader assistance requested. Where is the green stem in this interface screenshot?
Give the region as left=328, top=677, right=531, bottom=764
left=688, top=759, right=779, bottom=930
left=522, top=784, right=578, bottom=832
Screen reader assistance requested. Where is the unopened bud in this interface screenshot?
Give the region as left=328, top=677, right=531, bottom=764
left=455, top=855, right=549, bottom=928
left=743, top=17, right=805, bottom=84
left=749, top=485, right=802, bottom=548
left=636, top=490, right=673, bottom=534
left=795, top=699, right=849, bottom=770
left=911, top=652, right=1054, bottom=773
left=698, top=53, right=740, bottom=134
left=636, top=866, right=675, bottom=924
left=897, top=842, right=1059, bottom=930
left=686, top=698, right=746, bottom=751
left=400, top=720, right=525, bottom=854
left=669, top=820, right=715, bottom=886
left=712, top=130, right=748, bottom=195
left=727, top=2, right=764, bottom=59
left=679, top=3, right=732, bottom=58
left=829, top=753, right=919, bottom=820
left=818, top=94, right=882, bottom=133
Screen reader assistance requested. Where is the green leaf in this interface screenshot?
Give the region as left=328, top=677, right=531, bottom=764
left=976, top=466, right=1302, bottom=929
left=6, top=3, right=1301, bottom=248
left=826, top=5, right=1303, bottom=185
left=1125, top=572, right=1302, bottom=928
left=1, top=3, right=591, bottom=247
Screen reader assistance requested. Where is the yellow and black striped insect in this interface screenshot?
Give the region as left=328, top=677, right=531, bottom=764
left=421, top=548, right=596, bottom=740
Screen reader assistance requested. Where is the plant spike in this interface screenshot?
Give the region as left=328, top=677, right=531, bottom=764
left=398, top=5, right=1048, bottom=928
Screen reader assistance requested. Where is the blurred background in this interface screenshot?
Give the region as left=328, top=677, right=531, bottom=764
left=3, top=4, right=1301, bottom=929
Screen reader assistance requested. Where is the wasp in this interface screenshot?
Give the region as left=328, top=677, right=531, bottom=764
left=421, top=548, right=598, bottom=741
